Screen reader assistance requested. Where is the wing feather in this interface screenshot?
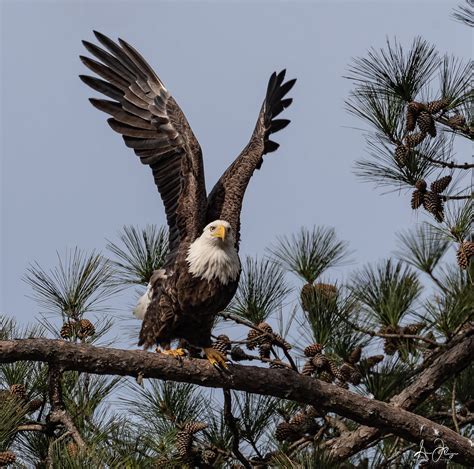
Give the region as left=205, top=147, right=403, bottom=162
left=206, top=70, right=295, bottom=246
left=80, top=32, right=207, bottom=261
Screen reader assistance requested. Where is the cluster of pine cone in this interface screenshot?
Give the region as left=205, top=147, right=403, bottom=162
left=410, top=176, right=452, bottom=222
left=173, top=421, right=217, bottom=467
left=395, top=99, right=450, bottom=169
left=246, top=322, right=291, bottom=360
left=275, top=406, right=320, bottom=442
left=457, top=241, right=474, bottom=270
left=379, top=323, right=425, bottom=356
left=0, top=384, right=42, bottom=413
left=60, top=318, right=95, bottom=340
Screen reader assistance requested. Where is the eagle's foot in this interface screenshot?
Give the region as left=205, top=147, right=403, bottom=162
left=203, top=347, right=229, bottom=370
left=158, top=348, right=187, bottom=358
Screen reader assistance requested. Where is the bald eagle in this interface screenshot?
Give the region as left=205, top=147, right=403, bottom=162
left=80, top=32, right=295, bottom=367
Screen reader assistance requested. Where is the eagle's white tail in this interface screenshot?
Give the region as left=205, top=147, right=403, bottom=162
left=133, top=283, right=152, bottom=320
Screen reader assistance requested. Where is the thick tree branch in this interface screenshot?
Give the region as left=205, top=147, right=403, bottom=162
left=0, top=338, right=473, bottom=465
left=326, top=329, right=474, bottom=461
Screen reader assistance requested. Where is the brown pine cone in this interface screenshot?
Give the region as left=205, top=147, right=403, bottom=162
left=319, top=371, right=334, bottom=383
left=360, top=355, right=384, bottom=369
left=327, top=358, right=343, bottom=381
left=27, top=398, right=43, bottom=413
left=304, top=343, right=323, bottom=357
left=201, top=449, right=217, bottom=465
left=339, top=363, right=355, bottom=382
left=426, top=98, right=449, bottom=114
left=300, top=283, right=316, bottom=311
left=0, top=451, right=16, bottom=466
left=78, top=319, right=95, bottom=338
left=272, top=333, right=292, bottom=350
left=60, top=322, right=75, bottom=339
left=430, top=175, right=452, bottom=194
left=312, top=353, right=330, bottom=371
left=184, top=421, right=208, bottom=434
left=348, top=346, right=362, bottom=365
left=269, top=359, right=287, bottom=369
left=415, top=179, right=427, bottom=192
left=447, top=113, right=466, bottom=126
left=394, top=145, right=409, bottom=167
left=383, top=339, right=398, bottom=355
left=457, top=241, right=474, bottom=270
left=230, top=346, right=248, bottom=361
left=423, top=191, right=444, bottom=222
left=289, top=409, right=319, bottom=434
left=257, top=322, right=273, bottom=334
left=258, top=343, right=271, bottom=360
left=301, top=360, right=316, bottom=376
left=66, top=442, right=78, bottom=458
left=10, top=384, right=27, bottom=401
left=417, top=111, right=436, bottom=137
left=411, top=190, right=424, bottom=210
left=408, top=101, right=426, bottom=114
left=402, top=322, right=425, bottom=335
left=314, top=282, right=337, bottom=299
left=404, top=131, right=426, bottom=148
left=212, top=335, right=231, bottom=356
left=275, top=421, right=299, bottom=442
left=405, top=108, right=417, bottom=132
left=246, top=329, right=260, bottom=350
left=175, top=431, right=193, bottom=461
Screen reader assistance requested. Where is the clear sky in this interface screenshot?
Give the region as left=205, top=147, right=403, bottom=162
left=1, top=0, right=471, bottom=326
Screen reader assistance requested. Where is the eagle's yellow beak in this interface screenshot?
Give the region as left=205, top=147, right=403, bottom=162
left=211, top=224, right=226, bottom=241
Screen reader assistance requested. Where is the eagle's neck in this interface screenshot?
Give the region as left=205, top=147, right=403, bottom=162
left=186, top=237, right=240, bottom=285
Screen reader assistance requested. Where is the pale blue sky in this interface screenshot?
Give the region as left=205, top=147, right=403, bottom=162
left=1, top=0, right=471, bottom=325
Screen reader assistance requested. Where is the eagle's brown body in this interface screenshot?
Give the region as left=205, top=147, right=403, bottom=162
left=80, top=31, right=295, bottom=351
left=145, top=252, right=239, bottom=348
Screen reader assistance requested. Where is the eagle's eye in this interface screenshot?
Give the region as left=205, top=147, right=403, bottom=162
left=210, top=226, right=215, bottom=232
left=228, top=226, right=231, bottom=231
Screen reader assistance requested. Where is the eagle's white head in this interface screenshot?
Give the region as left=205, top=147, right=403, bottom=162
left=186, top=220, right=240, bottom=284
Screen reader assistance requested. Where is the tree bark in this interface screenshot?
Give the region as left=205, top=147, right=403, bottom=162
left=1, top=338, right=473, bottom=465
left=326, top=329, right=474, bottom=461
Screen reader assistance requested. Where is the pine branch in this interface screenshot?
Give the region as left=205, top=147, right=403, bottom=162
left=1, top=337, right=473, bottom=465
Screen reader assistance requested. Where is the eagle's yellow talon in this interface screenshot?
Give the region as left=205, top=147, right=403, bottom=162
left=159, top=348, right=187, bottom=358
left=203, top=347, right=229, bottom=370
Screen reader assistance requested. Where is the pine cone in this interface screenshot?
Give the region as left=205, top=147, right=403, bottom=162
left=327, top=358, right=343, bottom=381
left=360, top=355, right=384, bottom=369
left=423, top=191, right=444, bottom=222
left=319, top=371, right=334, bottom=383
left=230, top=346, right=248, bottom=361
left=405, top=108, right=417, bottom=132
left=300, top=283, right=316, bottom=311
left=212, top=335, right=231, bottom=356
left=408, top=101, right=426, bottom=114
left=457, top=241, right=474, bottom=270
left=314, top=282, right=337, bottom=299
left=275, top=422, right=299, bottom=442
left=272, top=333, right=292, bottom=350
left=77, top=319, right=95, bottom=338
left=67, top=442, right=78, bottom=458
left=289, top=409, right=319, bottom=434
left=301, top=360, right=316, bottom=376
left=60, top=322, right=75, bottom=339
left=312, top=353, right=330, bottom=371
left=417, top=111, right=436, bottom=137
left=447, top=113, right=466, bottom=126
left=383, top=339, right=398, bottom=356
left=202, top=449, right=217, bottom=465
left=339, top=363, right=355, bottom=382
left=27, top=398, right=43, bottom=413
left=175, top=431, right=193, bottom=461
left=257, top=322, right=273, bottom=334
left=10, top=384, right=26, bottom=401
left=0, top=451, right=16, bottom=466
left=270, top=359, right=286, bottom=369
left=426, top=99, right=449, bottom=114
left=350, top=368, right=362, bottom=385
left=415, top=179, right=427, bottom=192
left=411, top=190, right=424, bottom=210
left=246, top=329, right=259, bottom=350
left=404, top=131, right=426, bottom=148
left=184, top=421, right=208, bottom=434
left=430, top=175, right=452, bottom=194
left=304, top=343, right=323, bottom=357
left=258, top=343, right=271, bottom=360
left=394, top=145, right=409, bottom=167
left=348, top=346, right=362, bottom=365
left=402, top=322, right=425, bottom=335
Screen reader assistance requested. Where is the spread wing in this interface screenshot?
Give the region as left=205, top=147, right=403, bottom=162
left=80, top=31, right=207, bottom=264
left=206, top=70, right=295, bottom=247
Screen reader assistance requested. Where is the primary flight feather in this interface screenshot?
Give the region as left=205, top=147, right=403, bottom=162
left=80, top=31, right=295, bottom=367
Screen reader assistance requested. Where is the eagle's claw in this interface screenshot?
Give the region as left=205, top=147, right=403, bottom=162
left=159, top=348, right=187, bottom=358
left=203, top=347, right=229, bottom=370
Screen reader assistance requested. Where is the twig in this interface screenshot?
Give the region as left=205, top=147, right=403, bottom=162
left=47, top=364, right=86, bottom=449
left=219, top=312, right=299, bottom=372
left=451, top=379, right=460, bottom=433
left=380, top=443, right=417, bottom=468
left=16, top=423, right=46, bottom=432
left=222, top=389, right=251, bottom=469
left=414, top=150, right=474, bottom=169
left=442, top=194, right=473, bottom=201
